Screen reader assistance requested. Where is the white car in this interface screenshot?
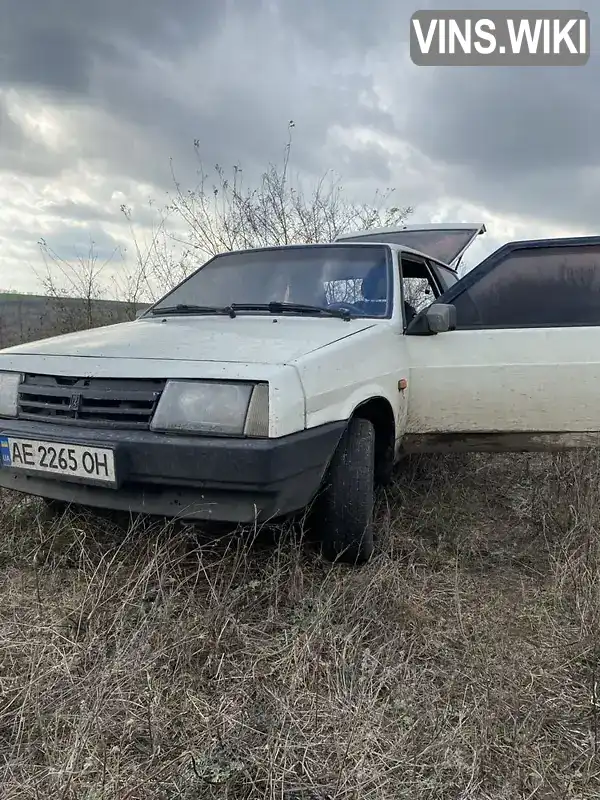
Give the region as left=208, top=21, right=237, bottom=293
left=1, top=223, right=599, bottom=563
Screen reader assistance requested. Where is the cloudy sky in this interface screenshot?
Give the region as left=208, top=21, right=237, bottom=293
left=0, top=0, right=596, bottom=294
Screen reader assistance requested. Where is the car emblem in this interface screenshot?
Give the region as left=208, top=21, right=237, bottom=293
left=69, top=392, right=82, bottom=414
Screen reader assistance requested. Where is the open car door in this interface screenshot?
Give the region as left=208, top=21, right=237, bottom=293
left=402, top=235, right=600, bottom=450
left=335, top=222, right=486, bottom=268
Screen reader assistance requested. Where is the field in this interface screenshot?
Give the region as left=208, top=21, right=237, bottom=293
left=2, top=449, right=600, bottom=798
left=0, top=293, right=146, bottom=348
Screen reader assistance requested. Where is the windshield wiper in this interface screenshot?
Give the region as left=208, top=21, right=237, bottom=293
left=149, top=304, right=237, bottom=318
left=228, top=302, right=354, bottom=321
left=149, top=301, right=354, bottom=321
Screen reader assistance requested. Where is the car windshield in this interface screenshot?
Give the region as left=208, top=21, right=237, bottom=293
left=150, top=244, right=393, bottom=318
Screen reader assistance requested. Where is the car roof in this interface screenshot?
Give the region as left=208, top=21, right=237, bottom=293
left=214, top=240, right=456, bottom=269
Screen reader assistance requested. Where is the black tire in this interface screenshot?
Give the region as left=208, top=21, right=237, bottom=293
left=312, top=417, right=375, bottom=564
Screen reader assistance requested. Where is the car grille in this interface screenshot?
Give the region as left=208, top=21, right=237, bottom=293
left=17, top=374, right=166, bottom=430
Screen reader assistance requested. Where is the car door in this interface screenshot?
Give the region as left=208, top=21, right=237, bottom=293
left=403, top=235, right=600, bottom=446
left=335, top=223, right=486, bottom=269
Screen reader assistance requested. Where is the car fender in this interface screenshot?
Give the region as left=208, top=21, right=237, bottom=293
left=303, top=378, right=400, bottom=433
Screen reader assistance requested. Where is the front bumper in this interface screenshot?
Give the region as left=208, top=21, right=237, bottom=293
left=0, top=419, right=346, bottom=522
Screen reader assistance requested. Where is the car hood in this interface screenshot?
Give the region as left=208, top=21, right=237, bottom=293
left=0, top=315, right=378, bottom=366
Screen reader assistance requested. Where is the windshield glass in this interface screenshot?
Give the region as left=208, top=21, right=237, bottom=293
left=151, top=244, right=393, bottom=318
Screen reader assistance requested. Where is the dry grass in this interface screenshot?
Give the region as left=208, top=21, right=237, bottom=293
left=1, top=452, right=600, bottom=798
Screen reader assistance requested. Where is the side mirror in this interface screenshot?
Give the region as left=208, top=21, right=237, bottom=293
left=425, top=303, right=456, bottom=333
left=406, top=303, right=457, bottom=335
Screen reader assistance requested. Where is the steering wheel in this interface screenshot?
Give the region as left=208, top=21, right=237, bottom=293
left=327, top=301, right=366, bottom=314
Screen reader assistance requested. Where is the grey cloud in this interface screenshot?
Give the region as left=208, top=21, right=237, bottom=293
left=1, top=0, right=599, bottom=266
left=332, top=145, right=392, bottom=184
left=399, top=68, right=600, bottom=228
left=404, top=67, right=600, bottom=176
left=43, top=201, right=119, bottom=225
left=0, top=0, right=227, bottom=94
left=41, top=224, right=123, bottom=264
left=443, top=161, right=600, bottom=233
left=391, top=0, right=600, bottom=228
left=2, top=0, right=402, bottom=180
left=0, top=94, right=69, bottom=177
left=276, top=0, right=412, bottom=51
left=1, top=25, right=90, bottom=94
left=56, top=6, right=400, bottom=191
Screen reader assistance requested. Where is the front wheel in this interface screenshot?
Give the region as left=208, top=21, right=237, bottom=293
left=312, top=417, right=375, bottom=564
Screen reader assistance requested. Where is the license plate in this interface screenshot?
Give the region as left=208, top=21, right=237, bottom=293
left=0, top=436, right=116, bottom=485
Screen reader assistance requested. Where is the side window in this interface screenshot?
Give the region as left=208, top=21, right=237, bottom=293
left=401, top=256, right=440, bottom=321
left=430, top=261, right=459, bottom=292
left=452, top=244, right=600, bottom=328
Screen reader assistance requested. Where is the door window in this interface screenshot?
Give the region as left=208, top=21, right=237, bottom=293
left=451, top=243, right=600, bottom=328
left=401, top=255, right=441, bottom=324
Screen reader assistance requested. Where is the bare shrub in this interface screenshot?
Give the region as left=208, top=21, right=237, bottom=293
left=30, top=126, right=413, bottom=327
left=32, top=236, right=150, bottom=338
left=127, top=123, right=414, bottom=296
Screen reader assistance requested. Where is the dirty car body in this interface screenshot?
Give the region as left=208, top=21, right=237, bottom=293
left=2, top=223, right=600, bottom=563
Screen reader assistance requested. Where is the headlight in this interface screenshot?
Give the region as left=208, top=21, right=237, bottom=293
left=150, top=380, right=269, bottom=436
left=0, top=371, right=21, bottom=418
